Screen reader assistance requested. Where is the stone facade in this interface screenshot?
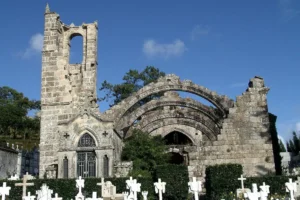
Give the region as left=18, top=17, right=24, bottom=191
left=0, top=143, right=19, bottom=179
left=39, top=5, right=277, bottom=180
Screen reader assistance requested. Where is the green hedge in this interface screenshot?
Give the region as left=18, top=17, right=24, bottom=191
left=205, top=163, right=243, bottom=200
left=0, top=177, right=155, bottom=200
left=155, top=164, right=189, bottom=200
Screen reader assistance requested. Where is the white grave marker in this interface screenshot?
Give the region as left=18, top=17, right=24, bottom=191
left=36, top=184, right=53, bottom=200
left=15, top=173, right=34, bottom=198
left=122, top=192, right=129, bottom=200
left=0, top=182, right=11, bottom=200
left=51, top=193, right=62, bottom=200
left=188, top=177, right=202, bottom=200
left=8, top=174, right=20, bottom=181
left=125, top=177, right=140, bottom=200
left=244, top=183, right=260, bottom=200
left=154, top=178, right=166, bottom=200
left=24, top=192, right=36, bottom=200
left=142, top=191, right=148, bottom=200
left=238, top=175, right=246, bottom=190
left=286, top=178, right=297, bottom=200
left=86, top=192, right=102, bottom=200
left=76, top=176, right=85, bottom=200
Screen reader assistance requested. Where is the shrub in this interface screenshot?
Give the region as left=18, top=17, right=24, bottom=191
left=155, top=164, right=189, bottom=200
left=205, top=163, right=243, bottom=200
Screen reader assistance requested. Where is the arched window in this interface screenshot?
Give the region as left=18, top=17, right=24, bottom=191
left=78, top=133, right=96, bottom=147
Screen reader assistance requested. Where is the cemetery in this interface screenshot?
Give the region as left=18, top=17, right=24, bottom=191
left=1, top=2, right=299, bottom=200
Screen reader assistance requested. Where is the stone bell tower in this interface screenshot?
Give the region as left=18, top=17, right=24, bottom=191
left=39, top=3, right=98, bottom=178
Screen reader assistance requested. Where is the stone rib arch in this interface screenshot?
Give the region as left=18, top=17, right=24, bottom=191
left=141, top=118, right=217, bottom=141
left=133, top=109, right=220, bottom=135
left=103, top=74, right=234, bottom=121
left=115, top=98, right=222, bottom=133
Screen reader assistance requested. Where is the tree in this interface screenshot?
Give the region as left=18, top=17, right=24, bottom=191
left=286, top=131, right=300, bottom=154
left=121, top=129, right=170, bottom=177
left=99, top=66, right=165, bottom=107
left=278, top=139, right=287, bottom=152
left=0, top=86, right=40, bottom=138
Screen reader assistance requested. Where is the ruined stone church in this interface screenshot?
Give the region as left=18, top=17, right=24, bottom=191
left=40, top=5, right=279, bottom=180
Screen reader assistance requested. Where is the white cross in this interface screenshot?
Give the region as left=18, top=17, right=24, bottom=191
left=122, top=192, right=129, bottom=200
left=36, top=184, right=53, bottom=200
left=76, top=176, right=85, bottom=196
left=286, top=178, right=297, bottom=200
left=125, top=177, right=140, bottom=200
left=0, top=182, right=11, bottom=200
left=259, top=182, right=270, bottom=194
left=188, top=177, right=202, bottom=200
left=86, top=192, right=102, bottom=200
left=15, top=174, right=34, bottom=198
left=142, top=191, right=148, bottom=200
left=244, top=184, right=260, bottom=200
left=154, top=178, right=166, bottom=200
left=24, top=192, right=36, bottom=200
left=51, top=193, right=62, bottom=200
left=238, top=175, right=246, bottom=190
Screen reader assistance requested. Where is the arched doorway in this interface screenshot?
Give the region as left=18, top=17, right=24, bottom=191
left=164, top=131, right=192, bottom=165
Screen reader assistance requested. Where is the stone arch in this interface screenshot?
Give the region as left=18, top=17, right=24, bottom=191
left=142, top=118, right=217, bottom=141
left=115, top=98, right=223, bottom=132
left=104, top=74, right=234, bottom=121
left=133, top=109, right=220, bottom=135
left=150, top=125, right=197, bottom=145
left=73, top=128, right=99, bottom=147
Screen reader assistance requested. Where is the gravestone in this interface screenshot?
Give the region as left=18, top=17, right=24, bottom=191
left=286, top=178, right=297, bottom=200
left=188, top=177, right=201, bottom=200
left=236, top=175, right=251, bottom=198
left=154, top=179, right=166, bottom=200
left=126, top=177, right=141, bottom=200
left=51, top=193, right=62, bottom=200
left=294, top=176, right=300, bottom=198
left=76, top=176, right=85, bottom=200
left=86, top=192, right=102, bottom=200
left=97, top=178, right=123, bottom=200
left=24, top=192, right=36, bottom=200
left=0, top=182, right=11, bottom=200
left=15, top=173, right=34, bottom=198
left=8, top=174, right=20, bottom=181
left=141, top=191, right=148, bottom=200
left=244, top=184, right=260, bottom=200
left=36, top=184, right=53, bottom=200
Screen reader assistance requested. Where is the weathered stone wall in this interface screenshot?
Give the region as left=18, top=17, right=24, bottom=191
left=0, top=147, right=18, bottom=179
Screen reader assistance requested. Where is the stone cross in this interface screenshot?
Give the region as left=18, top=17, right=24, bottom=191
left=86, top=192, right=102, bottom=200
left=36, top=184, right=53, bottom=200
left=0, top=182, right=11, bottom=200
left=238, top=175, right=246, bottom=190
left=244, top=184, right=260, bottom=200
left=15, top=173, right=34, bottom=198
left=154, top=178, right=166, bottom=200
left=76, top=176, right=85, bottom=197
left=259, top=182, right=270, bottom=194
left=122, top=192, right=129, bottom=200
left=286, top=178, right=297, bottom=200
left=51, top=193, right=62, bottom=200
left=188, top=177, right=202, bottom=200
left=142, top=191, right=148, bottom=200
left=295, top=176, right=300, bottom=198
left=125, top=177, right=140, bottom=200
left=24, top=192, right=36, bottom=200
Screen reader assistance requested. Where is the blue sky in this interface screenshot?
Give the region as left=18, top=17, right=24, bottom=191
left=0, top=0, right=300, bottom=142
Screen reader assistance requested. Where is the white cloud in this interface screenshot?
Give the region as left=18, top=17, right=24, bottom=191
left=143, top=39, right=187, bottom=59
left=21, top=33, right=43, bottom=59
left=279, top=0, right=300, bottom=21
left=191, top=25, right=210, bottom=41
